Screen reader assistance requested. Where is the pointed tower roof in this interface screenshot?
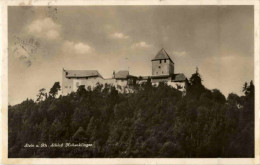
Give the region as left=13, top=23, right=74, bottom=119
left=152, top=48, right=174, bottom=63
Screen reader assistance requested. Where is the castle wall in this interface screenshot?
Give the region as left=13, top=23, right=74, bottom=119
left=167, top=81, right=186, bottom=92
left=137, top=79, right=148, bottom=85
left=152, top=59, right=174, bottom=76
left=62, top=49, right=185, bottom=95
left=169, top=62, right=174, bottom=75
left=62, top=74, right=187, bottom=95
left=103, top=79, right=116, bottom=86
left=115, top=79, right=128, bottom=87
left=79, top=77, right=104, bottom=90
left=62, top=69, right=73, bottom=95
left=151, top=81, right=186, bottom=92
left=151, top=77, right=171, bottom=83
left=61, top=74, right=131, bottom=95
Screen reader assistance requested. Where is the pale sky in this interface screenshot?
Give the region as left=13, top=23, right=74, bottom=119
left=8, top=6, right=254, bottom=105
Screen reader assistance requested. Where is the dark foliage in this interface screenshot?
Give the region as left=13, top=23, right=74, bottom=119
left=49, top=82, right=61, bottom=98
left=8, top=73, right=254, bottom=158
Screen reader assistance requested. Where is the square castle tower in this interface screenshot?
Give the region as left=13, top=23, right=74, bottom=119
left=152, top=48, right=175, bottom=76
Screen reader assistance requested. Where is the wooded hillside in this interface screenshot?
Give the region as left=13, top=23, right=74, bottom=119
left=8, top=71, right=254, bottom=158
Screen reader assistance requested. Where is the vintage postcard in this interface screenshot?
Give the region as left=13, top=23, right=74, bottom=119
left=1, top=0, right=260, bottom=164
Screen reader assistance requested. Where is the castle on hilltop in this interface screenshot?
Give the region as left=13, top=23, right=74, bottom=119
left=62, top=48, right=188, bottom=95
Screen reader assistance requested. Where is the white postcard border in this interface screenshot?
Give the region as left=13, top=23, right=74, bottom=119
left=1, top=0, right=259, bottom=164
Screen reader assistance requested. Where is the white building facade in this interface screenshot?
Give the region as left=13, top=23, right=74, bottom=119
left=61, top=48, right=187, bottom=95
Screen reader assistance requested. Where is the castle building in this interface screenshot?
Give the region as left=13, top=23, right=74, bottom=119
left=150, top=48, right=187, bottom=91
left=152, top=48, right=175, bottom=76
left=62, top=70, right=104, bottom=95
left=61, top=48, right=187, bottom=95
left=62, top=69, right=137, bottom=95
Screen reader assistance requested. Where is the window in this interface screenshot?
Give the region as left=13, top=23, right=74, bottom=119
left=164, top=59, right=166, bottom=63
left=158, top=66, right=161, bottom=68
left=160, top=60, right=161, bottom=64
left=162, top=71, right=164, bottom=74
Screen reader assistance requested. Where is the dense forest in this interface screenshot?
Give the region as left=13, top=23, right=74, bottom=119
left=8, top=70, right=254, bottom=158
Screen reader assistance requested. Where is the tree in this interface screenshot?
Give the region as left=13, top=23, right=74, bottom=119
left=8, top=76, right=255, bottom=158
left=187, top=67, right=205, bottom=98
left=242, top=82, right=248, bottom=94
left=72, top=126, right=87, bottom=141
left=77, top=85, right=87, bottom=97
left=36, top=88, right=47, bottom=102
left=227, top=93, right=240, bottom=103
left=86, top=117, right=96, bottom=141
left=242, top=80, right=255, bottom=100
left=247, top=81, right=255, bottom=98
left=189, top=67, right=202, bottom=86
left=49, top=82, right=61, bottom=98
left=211, top=89, right=226, bottom=104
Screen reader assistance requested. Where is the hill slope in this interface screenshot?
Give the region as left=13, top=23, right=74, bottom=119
left=8, top=73, right=255, bottom=158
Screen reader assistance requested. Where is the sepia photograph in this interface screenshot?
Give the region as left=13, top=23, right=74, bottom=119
left=1, top=0, right=260, bottom=164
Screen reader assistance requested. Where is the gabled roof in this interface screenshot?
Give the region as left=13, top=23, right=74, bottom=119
left=172, top=73, right=186, bottom=82
left=65, top=69, right=103, bottom=78
left=114, top=70, right=129, bottom=79
left=152, top=48, right=174, bottom=63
